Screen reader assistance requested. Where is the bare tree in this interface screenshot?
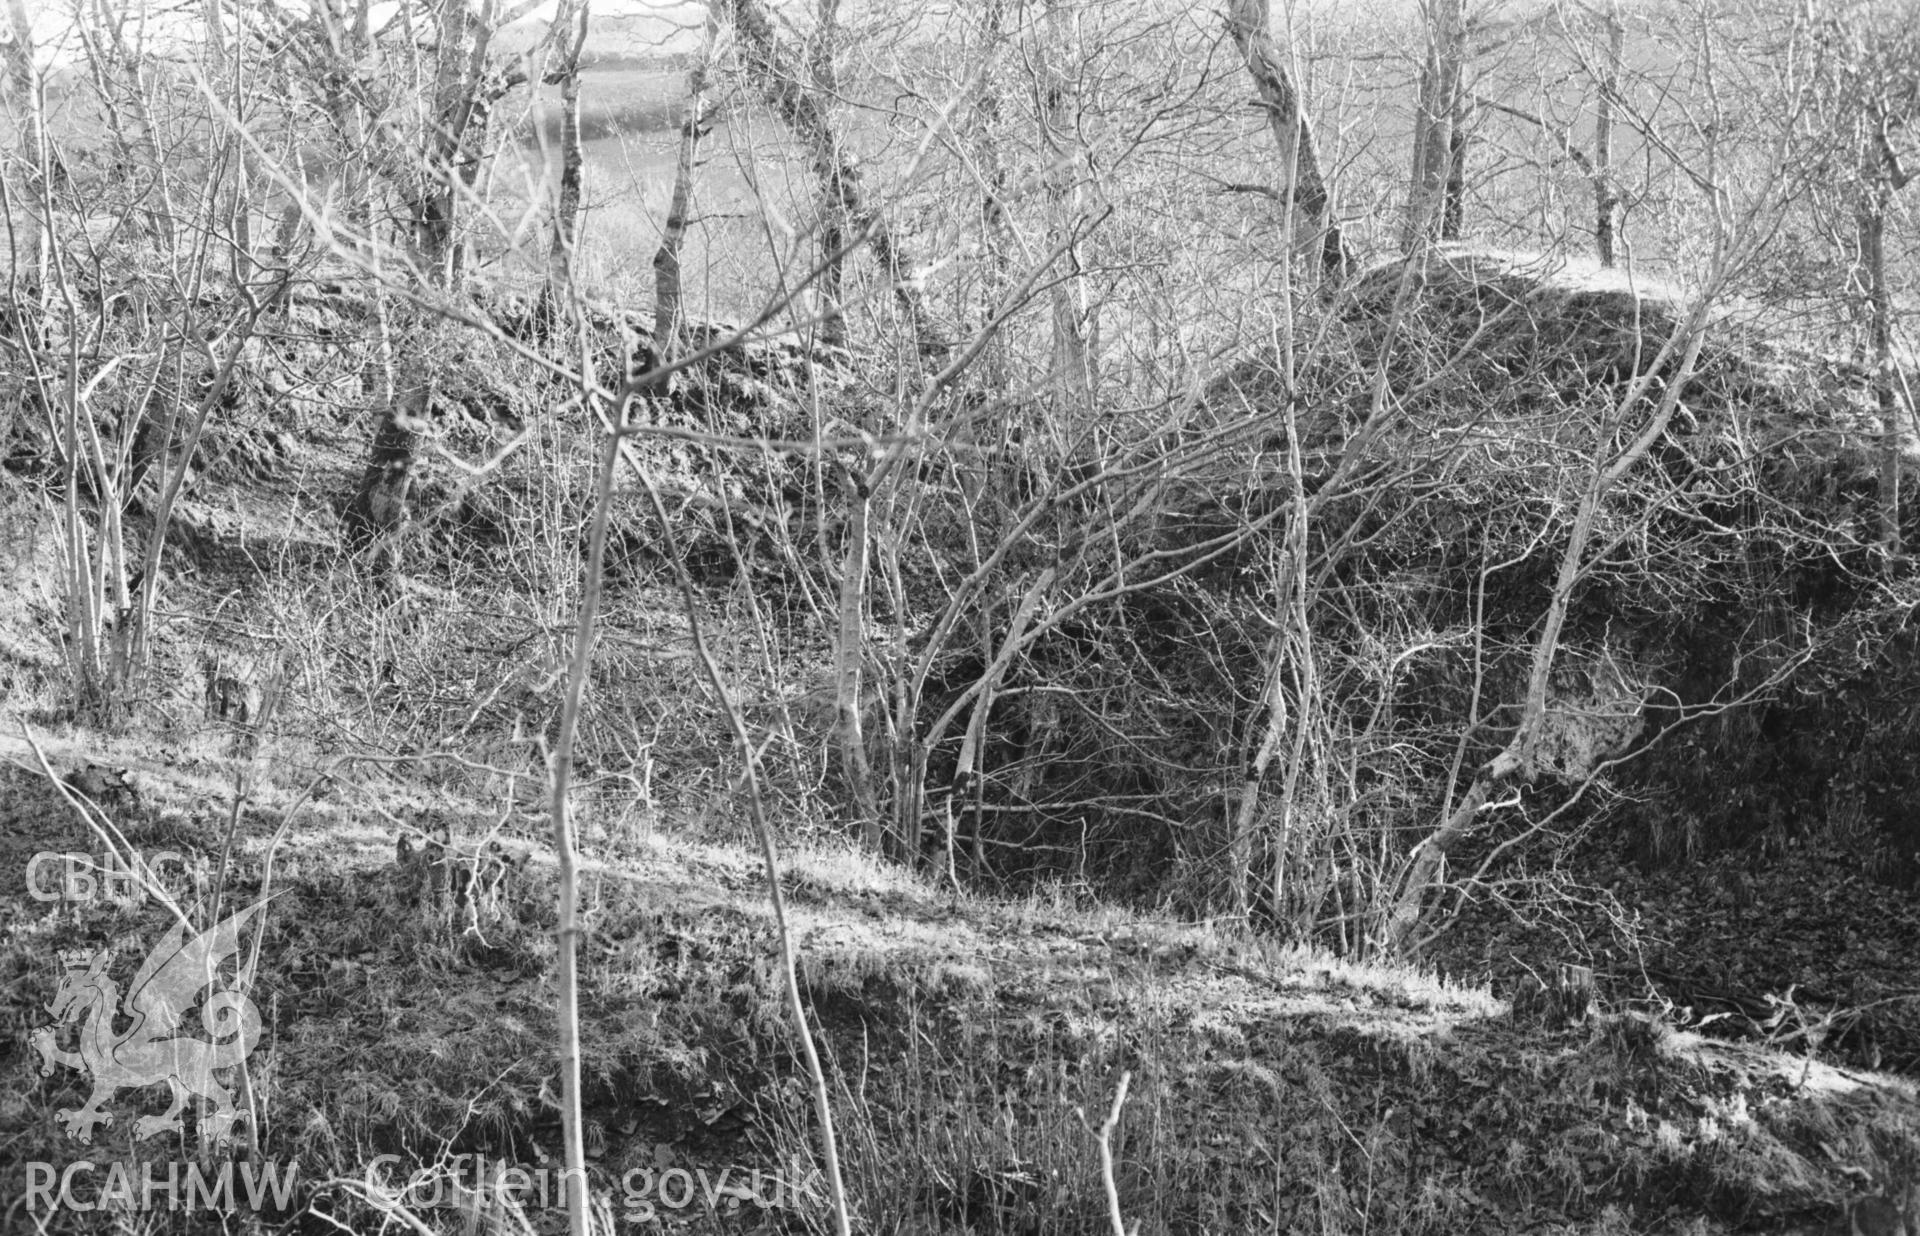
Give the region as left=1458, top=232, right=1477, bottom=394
left=1227, top=0, right=1352, bottom=281
left=1384, top=35, right=1826, bottom=948
left=1038, top=0, right=1097, bottom=415
left=2, top=0, right=48, bottom=292
left=719, top=0, right=945, bottom=358
left=1405, top=0, right=1468, bottom=250
left=541, top=0, right=589, bottom=332
left=1592, top=2, right=1624, bottom=265
left=341, top=0, right=527, bottom=575
left=1848, top=40, right=1916, bottom=560
left=1858, top=118, right=1911, bottom=558
left=1442, top=87, right=1471, bottom=241
left=1, top=1, right=290, bottom=716
left=654, top=8, right=717, bottom=353
left=1788, top=7, right=1917, bottom=560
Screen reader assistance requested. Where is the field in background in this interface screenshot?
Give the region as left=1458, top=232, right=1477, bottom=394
left=471, top=0, right=1910, bottom=374
left=495, top=63, right=822, bottom=324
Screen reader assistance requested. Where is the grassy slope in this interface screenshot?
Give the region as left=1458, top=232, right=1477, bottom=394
left=4, top=729, right=1918, bottom=1236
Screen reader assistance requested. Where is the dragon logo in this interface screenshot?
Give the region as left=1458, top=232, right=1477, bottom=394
left=30, top=898, right=271, bottom=1146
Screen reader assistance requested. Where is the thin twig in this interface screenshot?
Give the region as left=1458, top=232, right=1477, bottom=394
left=1079, top=1070, right=1134, bottom=1236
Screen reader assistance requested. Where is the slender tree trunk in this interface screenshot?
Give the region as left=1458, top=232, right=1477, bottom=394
left=653, top=12, right=714, bottom=353
left=808, top=0, right=847, bottom=348
left=1039, top=0, right=1094, bottom=419
left=816, top=210, right=848, bottom=348
left=1386, top=308, right=1717, bottom=953
left=1404, top=0, right=1466, bottom=252
left=201, top=0, right=256, bottom=287
left=3, top=0, right=49, bottom=295
left=971, top=0, right=1017, bottom=387
left=836, top=478, right=883, bottom=849
left=1593, top=6, right=1622, bottom=266
left=1861, top=202, right=1897, bottom=555
left=347, top=2, right=508, bottom=577
left=325, top=0, right=399, bottom=563
left=722, top=0, right=946, bottom=359
left=1442, top=100, right=1468, bottom=240
left=345, top=351, right=431, bottom=580
left=2, top=0, right=37, bottom=147
left=545, top=0, right=588, bottom=333
left=1226, top=0, right=1352, bottom=282
left=1859, top=106, right=1908, bottom=559
left=1230, top=403, right=1311, bottom=922
left=1229, top=627, right=1287, bottom=919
